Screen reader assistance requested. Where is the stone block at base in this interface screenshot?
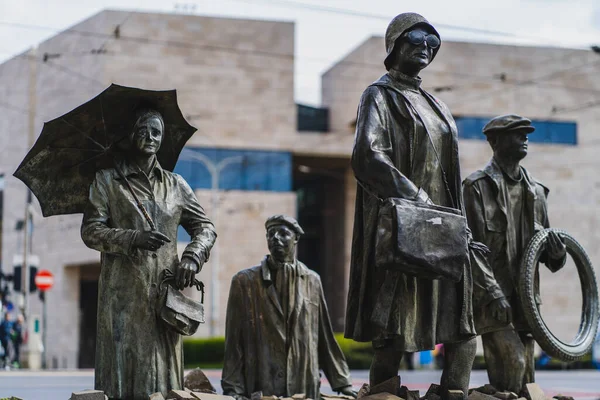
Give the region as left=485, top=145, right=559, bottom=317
left=168, top=390, right=196, bottom=399
left=184, top=368, right=217, bottom=393
left=524, top=384, right=546, bottom=400
left=191, top=393, right=236, bottom=400
left=467, top=392, right=497, bottom=400
left=149, top=393, right=166, bottom=400
left=71, top=390, right=106, bottom=400
left=359, top=392, right=405, bottom=400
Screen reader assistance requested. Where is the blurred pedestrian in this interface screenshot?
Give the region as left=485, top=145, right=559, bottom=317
left=0, top=313, right=12, bottom=368
left=11, top=314, right=23, bottom=367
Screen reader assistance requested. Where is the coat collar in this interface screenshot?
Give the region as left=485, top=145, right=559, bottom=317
left=388, top=69, right=422, bottom=91
left=113, top=156, right=164, bottom=182
left=260, top=255, right=308, bottom=282
left=483, top=157, right=537, bottom=195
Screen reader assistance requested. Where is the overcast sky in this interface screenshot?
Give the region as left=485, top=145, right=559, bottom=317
left=1, top=0, right=599, bottom=105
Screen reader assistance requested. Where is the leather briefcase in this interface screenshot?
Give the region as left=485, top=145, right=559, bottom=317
left=157, top=269, right=205, bottom=336
left=375, top=197, right=468, bottom=282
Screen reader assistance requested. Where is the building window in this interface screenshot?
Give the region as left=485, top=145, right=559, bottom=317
left=174, top=148, right=292, bottom=241
left=174, top=147, right=292, bottom=192
left=297, top=104, right=329, bottom=132
left=454, top=116, right=577, bottom=145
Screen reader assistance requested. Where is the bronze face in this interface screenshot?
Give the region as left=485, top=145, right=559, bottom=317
left=266, top=224, right=297, bottom=262
left=492, top=130, right=529, bottom=161
left=132, top=115, right=163, bottom=156
left=392, top=26, right=437, bottom=76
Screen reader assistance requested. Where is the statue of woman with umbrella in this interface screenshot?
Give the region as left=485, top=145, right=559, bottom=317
left=14, top=84, right=217, bottom=399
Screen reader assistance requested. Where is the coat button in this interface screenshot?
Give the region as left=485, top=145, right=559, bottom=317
left=152, top=253, right=158, bottom=259
left=277, top=371, right=284, bottom=378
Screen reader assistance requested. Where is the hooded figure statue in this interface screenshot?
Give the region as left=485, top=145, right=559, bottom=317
left=346, top=12, right=496, bottom=400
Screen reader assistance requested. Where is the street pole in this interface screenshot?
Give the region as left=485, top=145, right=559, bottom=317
left=22, top=46, right=37, bottom=320
left=41, top=291, right=46, bottom=369
left=179, top=149, right=243, bottom=337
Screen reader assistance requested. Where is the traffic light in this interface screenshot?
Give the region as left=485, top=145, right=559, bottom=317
left=13, top=265, right=21, bottom=292
left=12, top=260, right=39, bottom=294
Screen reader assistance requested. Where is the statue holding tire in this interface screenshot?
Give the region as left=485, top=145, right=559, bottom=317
left=463, top=114, right=599, bottom=396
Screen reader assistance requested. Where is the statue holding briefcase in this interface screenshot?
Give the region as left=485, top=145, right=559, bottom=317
left=345, top=12, right=497, bottom=400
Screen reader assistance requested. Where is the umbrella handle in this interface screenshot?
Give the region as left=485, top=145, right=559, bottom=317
left=113, top=161, right=157, bottom=231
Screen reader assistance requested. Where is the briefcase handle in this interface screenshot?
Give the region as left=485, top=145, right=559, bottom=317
left=158, top=268, right=205, bottom=303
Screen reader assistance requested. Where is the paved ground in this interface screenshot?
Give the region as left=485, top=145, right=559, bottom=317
left=0, top=369, right=599, bottom=399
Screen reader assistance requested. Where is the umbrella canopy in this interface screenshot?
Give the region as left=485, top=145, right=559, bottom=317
left=14, top=83, right=196, bottom=217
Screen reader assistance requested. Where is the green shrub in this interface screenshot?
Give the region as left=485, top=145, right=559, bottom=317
left=183, top=334, right=376, bottom=370
left=183, top=336, right=225, bottom=369
left=335, top=333, right=374, bottom=369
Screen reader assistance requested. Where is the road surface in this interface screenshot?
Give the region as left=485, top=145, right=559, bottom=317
left=0, top=369, right=599, bottom=399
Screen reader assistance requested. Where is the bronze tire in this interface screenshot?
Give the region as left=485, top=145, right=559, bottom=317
left=519, top=228, right=599, bottom=361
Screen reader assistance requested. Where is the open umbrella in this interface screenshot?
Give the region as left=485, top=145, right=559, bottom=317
left=13, top=83, right=196, bottom=220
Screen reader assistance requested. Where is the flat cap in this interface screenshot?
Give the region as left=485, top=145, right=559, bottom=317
left=265, top=214, right=305, bottom=236
left=482, top=114, right=535, bottom=135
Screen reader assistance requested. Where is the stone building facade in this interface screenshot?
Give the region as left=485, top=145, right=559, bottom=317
left=0, top=10, right=596, bottom=368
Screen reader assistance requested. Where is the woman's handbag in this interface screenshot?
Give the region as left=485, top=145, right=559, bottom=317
left=157, top=269, right=205, bottom=336
left=374, top=197, right=469, bottom=282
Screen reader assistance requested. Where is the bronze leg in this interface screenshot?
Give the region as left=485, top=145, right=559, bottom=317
left=369, top=345, right=403, bottom=387
left=440, top=337, right=476, bottom=400
left=482, top=329, right=526, bottom=393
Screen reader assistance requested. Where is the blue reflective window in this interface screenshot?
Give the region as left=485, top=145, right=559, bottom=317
left=173, top=147, right=292, bottom=242
left=454, top=117, right=577, bottom=145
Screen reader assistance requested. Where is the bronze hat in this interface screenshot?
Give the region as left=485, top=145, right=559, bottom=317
left=384, top=12, right=441, bottom=71
left=482, top=114, right=535, bottom=136
left=265, top=215, right=305, bottom=236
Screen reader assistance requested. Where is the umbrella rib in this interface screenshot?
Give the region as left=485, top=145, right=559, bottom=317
left=99, top=97, right=109, bottom=146
left=59, top=117, right=107, bottom=151
left=63, top=151, right=107, bottom=170
left=50, top=146, right=105, bottom=152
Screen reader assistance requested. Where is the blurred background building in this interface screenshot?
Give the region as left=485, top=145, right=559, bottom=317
left=0, top=9, right=596, bottom=368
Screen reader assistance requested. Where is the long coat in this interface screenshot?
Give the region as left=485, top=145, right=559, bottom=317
left=344, top=70, right=476, bottom=350
left=81, top=159, right=216, bottom=400
left=463, top=158, right=564, bottom=334
left=222, top=257, right=352, bottom=399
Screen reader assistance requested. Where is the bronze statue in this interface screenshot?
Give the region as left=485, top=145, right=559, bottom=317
left=81, top=109, right=217, bottom=399
left=345, top=13, right=479, bottom=399
left=222, top=215, right=356, bottom=400
left=463, top=114, right=567, bottom=395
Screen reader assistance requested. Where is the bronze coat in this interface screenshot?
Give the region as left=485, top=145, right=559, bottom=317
left=344, top=72, right=476, bottom=349
left=222, top=257, right=352, bottom=399
left=463, top=158, right=563, bottom=334
left=81, top=160, right=216, bottom=400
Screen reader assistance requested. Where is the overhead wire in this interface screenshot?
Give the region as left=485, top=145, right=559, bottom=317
left=0, top=7, right=598, bottom=114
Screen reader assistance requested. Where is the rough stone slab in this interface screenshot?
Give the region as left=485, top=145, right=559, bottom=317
left=425, top=384, right=440, bottom=397
left=472, top=385, right=498, bottom=396
left=71, top=390, right=106, bottom=400
left=371, top=376, right=401, bottom=396
left=251, top=391, right=263, bottom=400
left=493, top=392, right=518, bottom=400
left=447, top=390, right=464, bottom=400
left=184, top=368, right=217, bottom=393
left=191, top=393, right=236, bottom=400
left=524, top=384, right=546, bottom=400
left=168, top=390, right=195, bottom=399
left=360, top=392, right=404, bottom=400
left=468, top=392, right=497, bottom=400
left=357, top=383, right=371, bottom=399
left=292, top=394, right=306, bottom=400
left=149, top=393, right=166, bottom=400
left=398, top=386, right=419, bottom=400
left=322, top=395, right=355, bottom=400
